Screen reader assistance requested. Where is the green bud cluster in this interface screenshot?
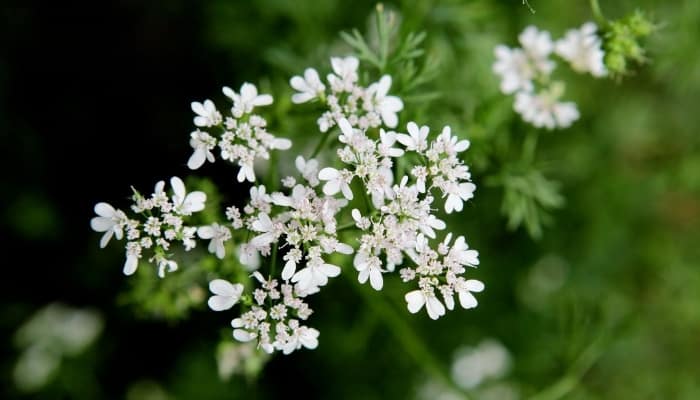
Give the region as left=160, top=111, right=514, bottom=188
left=602, top=10, right=656, bottom=77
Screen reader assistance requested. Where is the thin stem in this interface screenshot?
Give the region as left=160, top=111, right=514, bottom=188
left=310, top=133, right=331, bottom=159
left=269, top=241, right=278, bottom=277
left=351, top=280, right=472, bottom=399
left=589, top=0, right=607, bottom=26
left=529, top=334, right=606, bottom=400
left=522, top=129, right=538, bottom=166
left=336, top=221, right=358, bottom=232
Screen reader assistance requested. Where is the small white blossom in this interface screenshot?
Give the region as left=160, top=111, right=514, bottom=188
left=327, top=56, right=359, bottom=92
left=514, top=87, right=580, bottom=130
left=555, top=22, right=606, bottom=77
left=90, top=202, right=126, bottom=248
left=454, top=279, right=485, bottom=309
left=198, top=223, right=232, bottom=259
left=208, top=279, right=244, bottom=311
left=354, top=252, right=384, bottom=290
left=405, top=289, right=446, bottom=320
left=170, top=176, right=206, bottom=215
left=191, top=99, right=222, bottom=127
left=397, top=122, right=429, bottom=152
left=295, top=156, right=320, bottom=186
left=444, top=182, right=476, bottom=214
left=518, top=25, right=555, bottom=73
left=187, top=130, right=217, bottom=170
left=290, top=68, right=326, bottom=104
left=318, top=167, right=354, bottom=200
left=366, top=75, right=403, bottom=128
left=223, top=83, right=273, bottom=117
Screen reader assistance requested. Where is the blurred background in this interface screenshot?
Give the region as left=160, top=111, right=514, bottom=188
left=2, top=0, right=699, bottom=399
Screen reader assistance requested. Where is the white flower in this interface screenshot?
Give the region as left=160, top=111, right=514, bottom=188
left=555, top=22, right=606, bottom=77
left=156, top=257, right=178, bottom=278
left=518, top=25, right=555, bottom=73
left=90, top=202, right=126, bottom=248
left=318, top=167, right=354, bottom=200
left=454, top=279, right=484, bottom=309
left=514, top=87, right=579, bottom=130
left=493, top=45, right=535, bottom=94
left=397, top=122, right=429, bottom=152
left=438, top=126, right=470, bottom=155
left=250, top=213, right=277, bottom=248
left=187, top=130, right=216, bottom=170
left=445, top=234, right=480, bottom=267
left=282, top=248, right=302, bottom=281
left=444, top=182, right=476, bottom=214
left=353, top=252, right=384, bottom=290
left=291, top=259, right=341, bottom=291
left=231, top=318, right=256, bottom=342
left=295, top=156, right=320, bottom=186
left=378, top=129, right=405, bottom=158
left=237, top=162, right=256, bottom=183
left=327, top=56, right=359, bottom=92
left=367, top=75, right=403, bottom=128
left=198, top=223, right=232, bottom=259
left=238, top=244, right=261, bottom=270
left=290, top=68, right=326, bottom=104
left=170, top=176, right=206, bottom=215
left=123, top=242, right=141, bottom=275
left=223, top=83, right=273, bottom=117
left=279, top=325, right=320, bottom=354
left=207, top=279, right=244, bottom=311
left=191, top=99, right=222, bottom=127
left=405, top=289, right=447, bottom=320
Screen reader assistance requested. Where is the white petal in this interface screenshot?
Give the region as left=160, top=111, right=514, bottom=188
left=123, top=255, right=138, bottom=275
left=208, top=295, right=237, bottom=311
left=233, top=329, right=255, bottom=342
left=170, top=177, right=186, bottom=202
left=90, top=216, right=114, bottom=233
left=337, top=118, right=353, bottom=137
left=321, top=263, right=341, bottom=278
left=222, top=86, right=236, bottom=100
left=187, top=148, right=206, bottom=170
left=318, top=167, right=339, bottom=181
left=197, top=226, right=215, bottom=239
left=99, top=230, right=114, bottom=248
left=209, top=279, right=239, bottom=296
left=458, top=291, right=478, bottom=309
left=94, top=202, right=115, bottom=218
left=253, top=94, right=273, bottom=106
left=405, top=290, right=425, bottom=314
left=335, top=243, right=353, bottom=255
left=465, top=279, right=485, bottom=292
left=282, top=260, right=296, bottom=281
left=426, top=296, right=446, bottom=320
left=369, top=269, right=383, bottom=291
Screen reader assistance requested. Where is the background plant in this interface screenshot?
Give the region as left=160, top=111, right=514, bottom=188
left=2, top=0, right=699, bottom=399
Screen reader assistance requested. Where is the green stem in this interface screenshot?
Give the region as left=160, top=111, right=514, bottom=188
left=310, top=133, right=331, bottom=159
left=529, top=334, right=606, bottom=400
left=269, top=241, right=278, bottom=277
left=522, top=130, right=538, bottom=166
left=351, top=280, right=471, bottom=399
left=589, top=0, right=607, bottom=26
left=336, top=221, right=358, bottom=232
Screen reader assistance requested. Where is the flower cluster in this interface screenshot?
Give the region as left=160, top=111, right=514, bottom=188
left=92, top=56, right=484, bottom=355
left=208, top=275, right=318, bottom=355
left=290, top=56, right=403, bottom=131
left=493, top=24, right=606, bottom=129
left=189, top=83, right=292, bottom=182
left=90, top=177, right=205, bottom=277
